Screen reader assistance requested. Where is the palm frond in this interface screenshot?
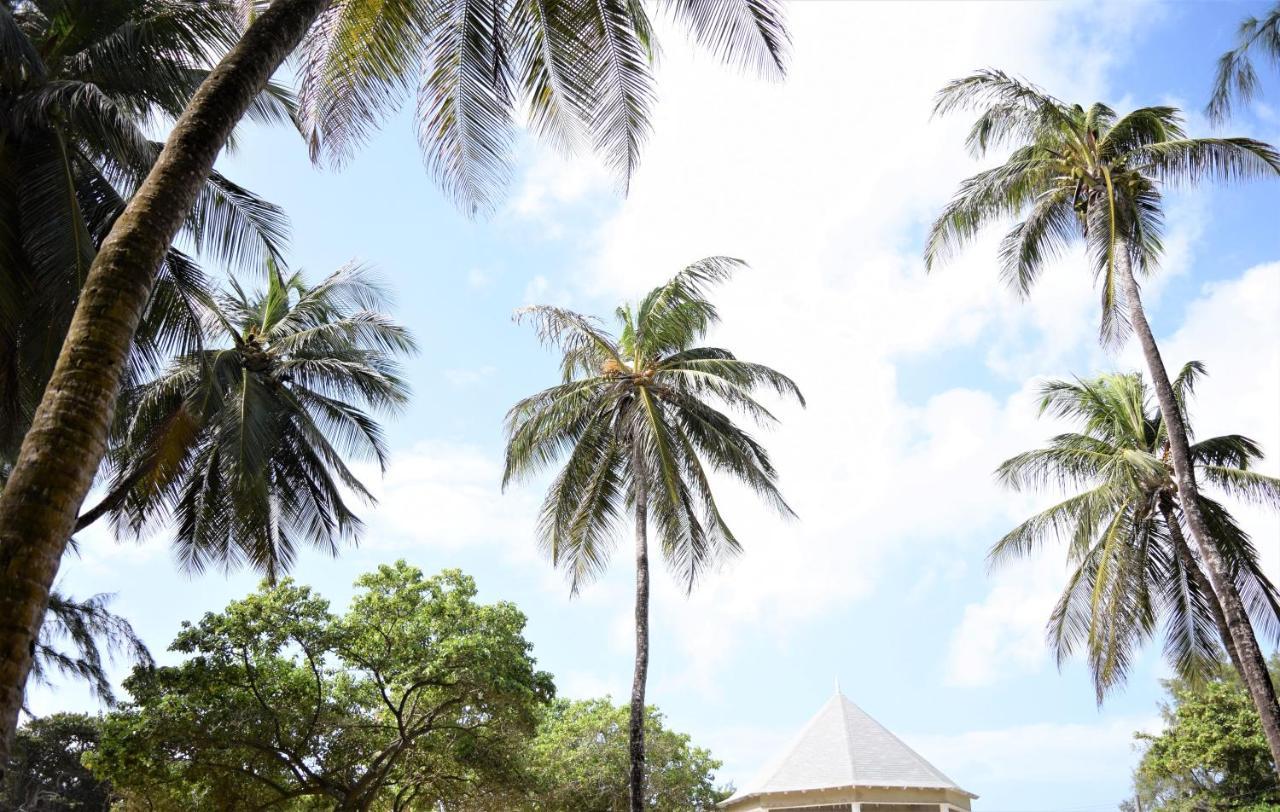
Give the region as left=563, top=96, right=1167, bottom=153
left=1133, top=138, right=1280, bottom=187
left=1207, top=5, right=1280, bottom=124
left=417, top=0, right=519, bottom=214
left=32, top=589, right=153, bottom=707
left=657, top=0, right=789, bottom=79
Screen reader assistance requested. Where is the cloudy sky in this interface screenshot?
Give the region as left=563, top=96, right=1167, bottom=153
left=34, top=1, right=1280, bottom=809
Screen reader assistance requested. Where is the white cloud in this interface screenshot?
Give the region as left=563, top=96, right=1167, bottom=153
left=911, top=715, right=1161, bottom=787
left=945, top=554, right=1066, bottom=687
left=353, top=442, right=537, bottom=559
left=530, top=0, right=1165, bottom=689
left=443, top=365, right=496, bottom=387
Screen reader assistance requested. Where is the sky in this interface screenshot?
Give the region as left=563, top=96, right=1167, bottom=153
left=29, top=1, right=1280, bottom=810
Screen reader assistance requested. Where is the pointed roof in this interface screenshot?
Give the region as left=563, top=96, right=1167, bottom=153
left=723, top=690, right=975, bottom=805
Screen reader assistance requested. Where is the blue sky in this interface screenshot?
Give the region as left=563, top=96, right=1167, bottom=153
left=32, top=2, right=1280, bottom=809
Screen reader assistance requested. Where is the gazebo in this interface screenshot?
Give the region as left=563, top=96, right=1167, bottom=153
left=719, top=689, right=977, bottom=812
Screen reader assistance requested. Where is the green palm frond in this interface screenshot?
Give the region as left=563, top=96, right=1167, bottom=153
left=417, top=0, right=519, bottom=214
left=1134, top=137, right=1280, bottom=187
left=657, top=0, right=788, bottom=78
left=296, top=0, right=789, bottom=212
left=932, top=69, right=1075, bottom=157
left=514, top=304, right=625, bottom=380
left=1207, top=3, right=1280, bottom=123
left=31, top=588, right=153, bottom=707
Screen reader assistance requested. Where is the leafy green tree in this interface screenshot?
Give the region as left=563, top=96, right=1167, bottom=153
left=1208, top=2, right=1280, bottom=123
left=0, top=0, right=792, bottom=757
left=87, top=562, right=555, bottom=811
left=1130, top=659, right=1280, bottom=811
left=2, top=713, right=113, bottom=811
left=481, top=698, right=726, bottom=811
left=927, top=69, right=1280, bottom=768
left=504, top=259, right=802, bottom=810
left=96, top=261, right=415, bottom=580
left=993, top=366, right=1280, bottom=701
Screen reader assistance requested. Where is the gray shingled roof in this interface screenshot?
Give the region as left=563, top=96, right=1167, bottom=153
left=724, top=691, right=975, bottom=804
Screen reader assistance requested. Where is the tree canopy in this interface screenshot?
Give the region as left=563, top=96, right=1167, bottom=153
left=481, top=698, right=727, bottom=811
left=88, top=563, right=555, bottom=810
left=2, top=712, right=114, bottom=811
left=1129, top=659, right=1280, bottom=811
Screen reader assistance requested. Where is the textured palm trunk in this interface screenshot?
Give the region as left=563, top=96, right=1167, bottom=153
left=0, top=0, right=329, bottom=760
left=1118, top=247, right=1280, bottom=772
left=629, top=452, right=650, bottom=812
left=1159, top=496, right=1244, bottom=676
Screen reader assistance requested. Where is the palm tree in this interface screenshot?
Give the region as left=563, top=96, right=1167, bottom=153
left=926, top=69, right=1280, bottom=768
left=101, top=260, right=414, bottom=580
left=1208, top=1, right=1280, bottom=123
left=503, top=259, right=802, bottom=811
left=0, top=0, right=293, bottom=460
left=0, top=0, right=790, bottom=752
left=994, top=365, right=1280, bottom=703
left=0, top=0, right=295, bottom=755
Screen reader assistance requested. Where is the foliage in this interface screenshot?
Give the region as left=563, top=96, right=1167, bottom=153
left=1208, top=2, right=1280, bottom=123
left=295, top=0, right=790, bottom=214
left=927, top=69, right=1280, bottom=345
left=100, top=261, right=415, bottom=580
left=994, top=366, right=1280, bottom=700
left=2, top=713, right=114, bottom=811
left=0, top=0, right=291, bottom=459
left=30, top=589, right=151, bottom=707
left=87, top=562, right=554, bottom=811
left=477, top=698, right=727, bottom=811
left=1130, top=659, right=1280, bottom=810
left=504, top=257, right=804, bottom=591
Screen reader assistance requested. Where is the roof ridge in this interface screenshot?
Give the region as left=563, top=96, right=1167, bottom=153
left=836, top=694, right=960, bottom=787
left=839, top=691, right=860, bottom=787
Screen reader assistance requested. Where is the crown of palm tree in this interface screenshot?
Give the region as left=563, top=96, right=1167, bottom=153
left=503, top=258, right=803, bottom=592
left=1208, top=2, right=1280, bottom=123
left=0, top=0, right=295, bottom=458
left=994, top=365, right=1280, bottom=701
left=105, top=260, right=416, bottom=580
left=926, top=69, right=1280, bottom=345
left=293, top=0, right=789, bottom=214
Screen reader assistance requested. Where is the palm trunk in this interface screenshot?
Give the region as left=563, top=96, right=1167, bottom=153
left=1118, top=247, right=1280, bottom=772
left=1159, top=495, right=1244, bottom=676
left=629, top=456, right=650, bottom=812
left=0, top=0, right=329, bottom=760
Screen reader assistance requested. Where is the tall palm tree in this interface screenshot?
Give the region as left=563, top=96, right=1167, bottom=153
left=1208, top=1, right=1280, bottom=123
left=103, top=260, right=414, bottom=580
left=0, top=0, right=791, bottom=753
left=0, top=0, right=292, bottom=459
left=926, top=69, right=1280, bottom=768
left=0, top=0, right=295, bottom=756
left=994, top=366, right=1280, bottom=702
left=503, top=259, right=802, bottom=811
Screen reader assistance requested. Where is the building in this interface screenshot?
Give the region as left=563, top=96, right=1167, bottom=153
left=719, top=689, right=977, bottom=812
